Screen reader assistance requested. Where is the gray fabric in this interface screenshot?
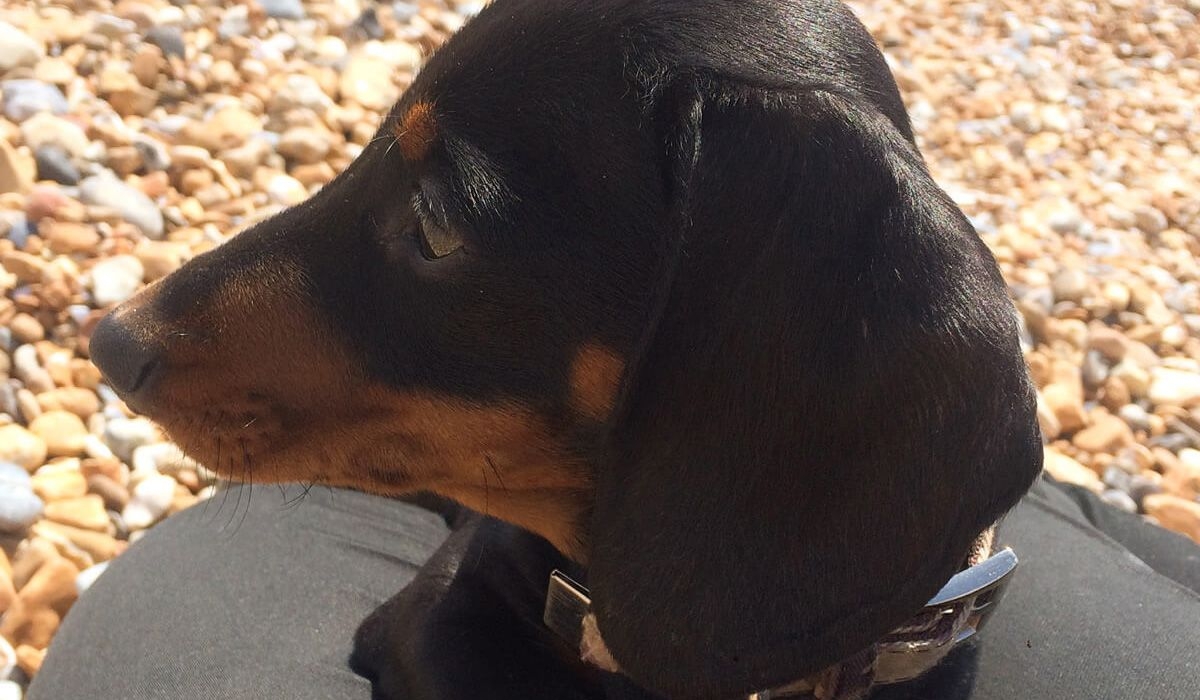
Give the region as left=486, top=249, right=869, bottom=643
left=30, top=485, right=449, bottom=700
left=30, top=478, right=1200, bottom=699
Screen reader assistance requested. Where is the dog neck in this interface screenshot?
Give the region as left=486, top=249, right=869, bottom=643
left=550, top=528, right=1006, bottom=699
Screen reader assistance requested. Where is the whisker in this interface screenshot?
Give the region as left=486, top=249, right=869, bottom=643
left=234, top=438, right=253, bottom=534
left=384, top=136, right=401, bottom=159
left=485, top=455, right=507, bottom=492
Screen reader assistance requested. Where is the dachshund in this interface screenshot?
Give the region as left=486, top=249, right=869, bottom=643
left=87, top=0, right=1043, bottom=697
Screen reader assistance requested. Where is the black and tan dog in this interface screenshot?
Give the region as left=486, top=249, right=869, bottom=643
left=87, top=0, right=1042, bottom=697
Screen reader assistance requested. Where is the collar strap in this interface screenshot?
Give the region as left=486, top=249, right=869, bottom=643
left=543, top=533, right=1016, bottom=699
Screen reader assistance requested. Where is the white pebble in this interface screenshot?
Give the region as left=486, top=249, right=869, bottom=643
left=76, top=561, right=110, bottom=595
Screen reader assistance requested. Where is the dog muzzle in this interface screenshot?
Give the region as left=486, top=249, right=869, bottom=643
left=544, top=531, right=1016, bottom=699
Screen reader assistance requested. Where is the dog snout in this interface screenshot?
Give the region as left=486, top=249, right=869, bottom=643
left=89, top=313, right=162, bottom=400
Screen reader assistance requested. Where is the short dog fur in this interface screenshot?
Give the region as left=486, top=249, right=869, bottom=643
left=88, top=0, right=1043, bottom=697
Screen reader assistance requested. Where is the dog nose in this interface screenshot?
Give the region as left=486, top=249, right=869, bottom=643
left=89, top=314, right=162, bottom=398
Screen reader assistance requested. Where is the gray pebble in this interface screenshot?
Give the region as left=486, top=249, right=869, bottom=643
left=80, top=174, right=164, bottom=239
left=133, top=137, right=171, bottom=172
left=0, top=481, right=43, bottom=534
left=34, top=144, right=80, bottom=186
left=1100, top=489, right=1138, bottom=514
left=0, top=211, right=30, bottom=249
left=259, top=0, right=306, bottom=20
left=144, top=26, right=185, bottom=59
left=1102, top=465, right=1133, bottom=492
left=1147, top=433, right=1191, bottom=453
left=218, top=5, right=251, bottom=39
left=1127, top=473, right=1164, bottom=508
left=1081, top=350, right=1109, bottom=389
left=351, top=8, right=384, bottom=40
left=92, top=14, right=138, bottom=39
left=1118, top=404, right=1152, bottom=433
left=1, top=80, right=68, bottom=123
left=0, top=382, right=17, bottom=420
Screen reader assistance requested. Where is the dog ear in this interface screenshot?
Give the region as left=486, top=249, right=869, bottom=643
left=586, top=80, right=1042, bottom=698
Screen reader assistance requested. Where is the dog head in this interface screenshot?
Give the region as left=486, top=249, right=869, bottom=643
left=90, top=0, right=1042, bottom=696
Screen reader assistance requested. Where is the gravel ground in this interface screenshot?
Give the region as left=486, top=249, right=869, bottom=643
left=0, top=0, right=1196, bottom=692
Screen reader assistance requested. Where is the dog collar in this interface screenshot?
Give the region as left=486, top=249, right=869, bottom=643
left=544, top=538, right=1017, bottom=699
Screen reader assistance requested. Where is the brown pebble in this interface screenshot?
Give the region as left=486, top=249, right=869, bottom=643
left=0, top=570, right=15, bottom=616
left=2, top=600, right=60, bottom=651
left=9, top=312, right=45, bottom=344
left=31, top=466, right=88, bottom=501
left=39, top=221, right=100, bottom=255
left=44, top=495, right=113, bottom=533
left=1143, top=494, right=1200, bottom=545
left=1043, top=446, right=1102, bottom=493
left=17, top=643, right=46, bottom=676
left=80, top=458, right=129, bottom=486
left=87, top=474, right=130, bottom=511
left=36, top=387, right=101, bottom=419
left=32, top=522, right=121, bottom=562
left=10, top=539, right=58, bottom=592
left=1, top=251, right=47, bottom=284
left=29, top=411, right=89, bottom=458
left=1072, top=412, right=1135, bottom=454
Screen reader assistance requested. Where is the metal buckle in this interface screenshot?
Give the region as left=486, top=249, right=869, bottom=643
left=546, top=549, right=1018, bottom=699
left=874, top=548, right=1018, bottom=684
left=544, top=570, right=592, bottom=648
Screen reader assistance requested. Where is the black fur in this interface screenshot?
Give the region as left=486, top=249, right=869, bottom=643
left=93, top=0, right=1043, bottom=697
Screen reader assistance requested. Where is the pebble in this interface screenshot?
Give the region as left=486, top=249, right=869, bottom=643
left=0, top=638, right=14, bottom=686
left=1148, top=368, right=1200, bottom=408
left=1042, top=446, right=1102, bottom=493
left=102, top=417, right=160, bottom=463
left=0, top=81, right=68, bottom=123
left=260, top=0, right=307, bottom=20
left=89, top=254, right=145, bottom=307
left=28, top=411, right=89, bottom=458
left=44, top=495, right=110, bottom=533
left=267, top=173, right=308, bottom=206
left=86, top=474, right=129, bottom=511
left=31, top=464, right=87, bottom=502
left=0, top=426, right=47, bottom=473
left=340, top=55, right=398, bottom=111
left=79, top=175, right=164, bottom=239
left=122, top=473, right=176, bottom=530
left=20, top=113, right=89, bottom=160
left=0, top=462, right=43, bottom=534
left=0, top=23, right=42, bottom=73
left=1100, top=489, right=1137, bottom=514
left=75, top=561, right=109, bottom=596
left=143, top=26, right=185, bottom=59
left=1072, top=412, right=1135, bottom=454
left=1143, top=494, right=1200, bottom=545
left=32, top=146, right=80, bottom=187
left=0, top=139, right=32, bottom=195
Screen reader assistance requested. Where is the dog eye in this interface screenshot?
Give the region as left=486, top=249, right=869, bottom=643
left=413, top=191, right=465, bottom=260
left=417, top=217, right=464, bottom=260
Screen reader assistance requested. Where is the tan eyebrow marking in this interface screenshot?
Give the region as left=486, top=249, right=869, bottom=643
left=394, top=101, right=439, bottom=161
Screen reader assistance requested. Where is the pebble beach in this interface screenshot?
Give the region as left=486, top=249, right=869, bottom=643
left=0, top=0, right=1196, bottom=692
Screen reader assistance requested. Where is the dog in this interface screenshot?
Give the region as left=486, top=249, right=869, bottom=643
left=87, top=0, right=1043, bottom=697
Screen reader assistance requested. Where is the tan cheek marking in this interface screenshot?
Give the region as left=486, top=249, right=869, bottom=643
left=395, top=101, right=438, bottom=161
left=118, top=257, right=594, bottom=558
left=569, top=344, right=625, bottom=421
